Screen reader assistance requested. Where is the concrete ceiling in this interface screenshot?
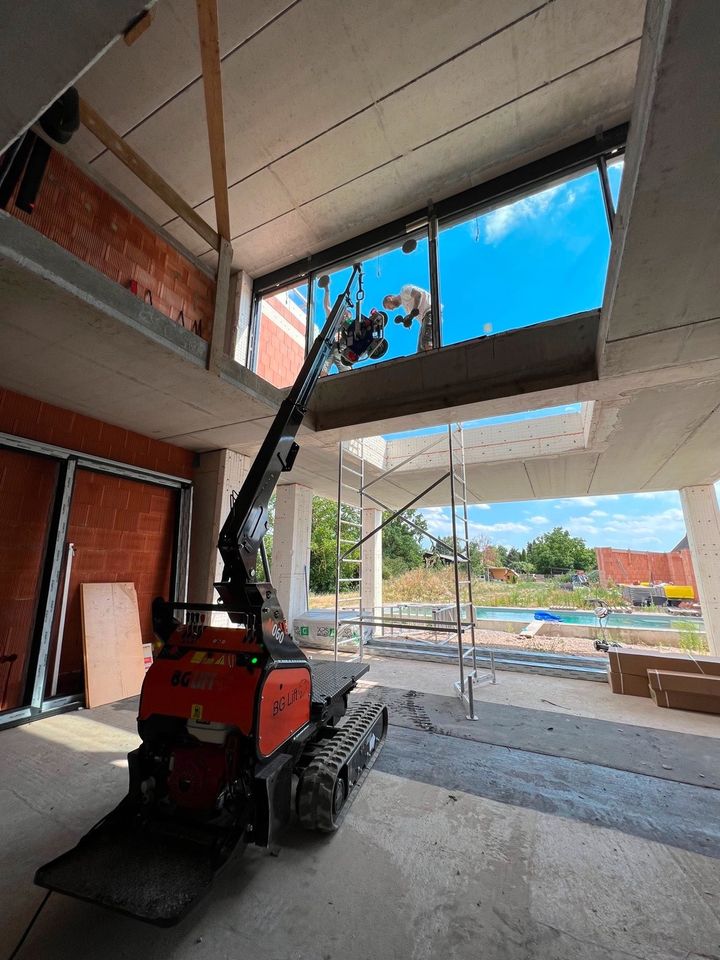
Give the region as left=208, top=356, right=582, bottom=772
left=61, top=0, right=646, bottom=275
left=596, top=0, right=720, bottom=369
left=0, top=1, right=154, bottom=155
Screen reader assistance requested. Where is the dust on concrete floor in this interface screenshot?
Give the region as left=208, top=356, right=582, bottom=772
left=1, top=664, right=719, bottom=960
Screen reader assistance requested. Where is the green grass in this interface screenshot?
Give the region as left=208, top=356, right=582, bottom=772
left=674, top=618, right=709, bottom=654
left=310, top=568, right=625, bottom=610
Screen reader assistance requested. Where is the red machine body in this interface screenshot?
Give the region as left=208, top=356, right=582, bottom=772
left=139, top=623, right=312, bottom=760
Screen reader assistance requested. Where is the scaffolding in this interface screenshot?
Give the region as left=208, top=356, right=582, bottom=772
left=334, top=424, right=496, bottom=718
left=333, top=440, right=366, bottom=662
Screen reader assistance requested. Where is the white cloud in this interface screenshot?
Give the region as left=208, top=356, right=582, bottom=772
left=589, top=509, right=608, bottom=517
left=470, top=521, right=531, bottom=535
left=567, top=518, right=599, bottom=536
left=471, top=503, right=491, bottom=511
left=420, top=509, right=530, bottom=540
left=568, top=495, right=620, bottom=508
left=571, top=507, right=685, bottom=548
left=529, top=515, right=549, bottom=525
left=482, top=182, right=574, bottom=243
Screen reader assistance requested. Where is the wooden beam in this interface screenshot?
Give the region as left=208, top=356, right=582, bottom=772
left=195, top=0, right=231, bottom=244
left=208, top=238, right=234, bottom=372
left=78, top=97, right=219, bottom=251
left=123, top=9, right=154, bottom=46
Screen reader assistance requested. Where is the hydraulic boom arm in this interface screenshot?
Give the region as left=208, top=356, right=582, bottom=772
left=215, top=264, right=362, bottom=618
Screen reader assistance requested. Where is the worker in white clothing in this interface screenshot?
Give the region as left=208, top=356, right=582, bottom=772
left=382, top=284, right=433, bottom=352
left=319, top=277, right=351, bottom=376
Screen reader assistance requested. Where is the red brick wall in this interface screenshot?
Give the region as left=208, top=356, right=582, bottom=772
left=595, top=547, right=697, bottom=593
left=0, top=387, right=193, bottom=479
left=53, top=469, right=177, bottom=696
left=256, top=294, right=306, bottom=388
left=0, top=449, right=59, bottom=710
left=6, top=150, right=215, bottom=341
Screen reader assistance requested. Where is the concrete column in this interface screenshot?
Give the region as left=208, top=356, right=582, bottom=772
left=232, top=270, right=254, bottom=366
left=188, top=449, right=247, bottom=604
left=362, top=508, right=383, bottom=615
left=271, top=484, right=313, bottom=630
left=680, top=485, right=720, bottom=656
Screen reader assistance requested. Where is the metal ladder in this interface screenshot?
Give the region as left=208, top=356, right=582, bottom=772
left=334, top=441, right=365, bottom=662
left=448, top=424, right=495, bottom=718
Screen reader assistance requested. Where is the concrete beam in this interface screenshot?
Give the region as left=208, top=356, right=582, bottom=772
left=310, top=311, right=599, bottom=433
left=0, top=213, right=281, bottom=443
left=599, top=0, right=720, bottom=374
left=680, top=485, right=720, bottom=657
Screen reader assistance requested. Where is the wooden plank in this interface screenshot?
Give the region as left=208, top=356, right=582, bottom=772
left=519, top=619, right=544, bottom=639
left=80, top=582, right=146, bottom=708
left=207, top=237, right=234, bottom=371
left=123, top=9, right=154, bottom=46
left=195, top=0, right=231, bottom=242
left=78, top=97, right=219, bottom=251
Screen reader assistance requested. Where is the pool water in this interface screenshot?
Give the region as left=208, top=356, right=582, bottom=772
left=475, top=606, right=705, bottom=632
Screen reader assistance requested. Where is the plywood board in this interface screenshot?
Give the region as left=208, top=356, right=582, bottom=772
left=81, top=582, right=146, bottom=708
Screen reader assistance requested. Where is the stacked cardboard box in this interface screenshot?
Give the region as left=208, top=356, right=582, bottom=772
left=648, top=669, right=720, bottom=714
left=607, top=649, right=720, bottom=714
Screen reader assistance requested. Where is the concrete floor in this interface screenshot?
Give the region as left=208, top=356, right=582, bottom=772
left=1, top=660, right=719, bottom=960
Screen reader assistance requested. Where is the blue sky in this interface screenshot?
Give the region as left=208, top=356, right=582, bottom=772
left=419, top=490, right=688, bottom=554
left=310, top=158, right=623, bottom=361
left=419, top=482, right=720, bottom=555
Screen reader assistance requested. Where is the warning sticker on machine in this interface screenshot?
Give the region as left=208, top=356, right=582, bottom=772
left=190, top=704, right=203, bottom=720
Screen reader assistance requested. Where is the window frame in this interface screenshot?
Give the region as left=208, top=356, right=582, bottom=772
left=249, top=127, right=627, bottom=368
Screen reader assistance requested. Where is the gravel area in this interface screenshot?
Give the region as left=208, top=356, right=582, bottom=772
left=472, top=628, right=673, bottom=658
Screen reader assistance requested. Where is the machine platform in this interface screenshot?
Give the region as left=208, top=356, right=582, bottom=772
left=34, top=804, right=233, bottom=925
left=310, top=660, right=369, bottom=706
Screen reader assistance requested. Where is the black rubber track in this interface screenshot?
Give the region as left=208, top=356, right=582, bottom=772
left=297, top=700, right=388, bottom=832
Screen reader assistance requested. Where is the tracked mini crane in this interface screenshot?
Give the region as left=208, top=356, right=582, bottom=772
left=36, top=266, right=388, bottom=925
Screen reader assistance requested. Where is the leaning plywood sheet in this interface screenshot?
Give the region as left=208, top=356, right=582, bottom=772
left=81, top=582, right=145, bottom=708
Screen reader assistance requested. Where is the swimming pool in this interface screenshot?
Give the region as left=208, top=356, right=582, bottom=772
left=474, top=606, right=705, bottom=632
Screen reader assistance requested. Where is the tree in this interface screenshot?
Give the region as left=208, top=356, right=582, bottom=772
left=526, top=527, right=596, bottom=575
left=493, top=544, right=510, bottom=568
left=438, top=535, right=491, bottom=575
left=382, top=508, right=428, bottom=580
left=304, top=498, right=429, bottom=592
left=308, top=497, right=339, bottom=593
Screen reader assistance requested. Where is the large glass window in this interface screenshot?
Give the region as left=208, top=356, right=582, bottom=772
left=254, top=283, right=308, bottom=389
left=437, top=167, right=612, bottom=345
left=310, top=233, right=431, bottom=376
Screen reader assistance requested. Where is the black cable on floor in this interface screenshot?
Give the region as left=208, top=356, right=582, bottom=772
left=7, top=890, right=51, bottom=960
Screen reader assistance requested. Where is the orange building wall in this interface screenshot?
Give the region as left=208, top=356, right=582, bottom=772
left=256, top=294, right=307, bottom=388
left=0, top=388, right=194, bottom=707
left=0, top=449, right=59, bottom=710
left=595, top=547, right=697, bottom=594
left=6, top=149, right=215, bottom=341
left=0, top=387, right=193, bottom=479
left=54, top=469, right=177, bottom=697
